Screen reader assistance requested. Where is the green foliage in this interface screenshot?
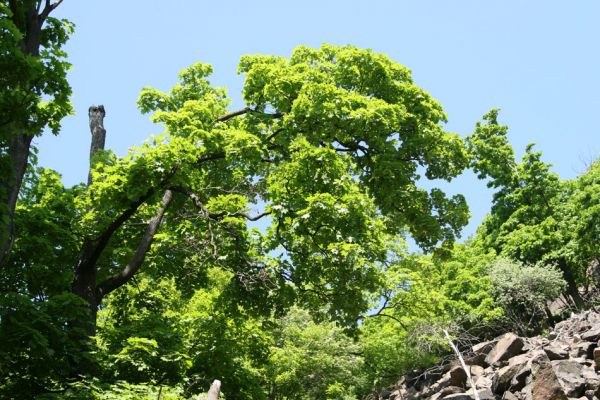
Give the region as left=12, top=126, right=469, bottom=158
left=98, top=277, right=189, bottom=385
left=557, top=159, right=600, bottom=278
left=14, top=42, right=586, bottom=400
left=488, top=258, right=566, bottom=333
left=239, top=44, right=469, bottom=253
left=266, top=307, right=367, bottom=400
left=467, top=110, right=589, bottom=306
left=0, top=1, right=74, bottom=246
left=0, top=293, right=95, bottom=398
left=359, top=243, right=502, bottom=388
left=0, top=2, right=73, bottom=139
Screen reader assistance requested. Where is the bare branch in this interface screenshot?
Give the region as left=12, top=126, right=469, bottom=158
left=216, top=107, right=252, bottom=122
left=170, top=185, right=271, bottom=221
left=265, top=128, right=285, bottom=142
left=366, top=311, right=408, bottom=330
left=40, top=0, right=62, bottom=21
left=97, top=190, right=174, bottom=298
left=75, top=165, right=179, bottom=275
left=443, top=329, right=480, bottom=400
left=242, top=211, right=271, bottom=221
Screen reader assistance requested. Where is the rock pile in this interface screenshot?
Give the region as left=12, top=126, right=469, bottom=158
left=385, top=310, right=600, bottom=400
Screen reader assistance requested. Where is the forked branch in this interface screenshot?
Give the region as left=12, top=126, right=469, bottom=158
left=97, top=189, right=174, bottom=298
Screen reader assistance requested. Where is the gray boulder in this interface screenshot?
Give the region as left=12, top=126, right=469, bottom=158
left=551, top=360, right=586, bottom=398
left=486, top=334, right=525, bottom=366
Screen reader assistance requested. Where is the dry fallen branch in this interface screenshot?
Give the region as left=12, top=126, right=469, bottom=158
left=442, top=329, right=480, bottom=400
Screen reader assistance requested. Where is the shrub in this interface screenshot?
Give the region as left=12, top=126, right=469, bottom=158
left=488, top=258, right=566, bottom=334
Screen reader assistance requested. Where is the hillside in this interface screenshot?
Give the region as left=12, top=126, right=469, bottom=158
left=382, top=309, right=600, bottom=400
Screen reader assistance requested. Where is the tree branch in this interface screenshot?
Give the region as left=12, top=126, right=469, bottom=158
left=443, top=329, right=480, bottom=400
left=75, top=166, right=178, bottom=274
left=366, top=311, right=408, bottom=330
left=97, top=190, right=174, bottom=298
left=170, top=185, right=271, bottom=221
left=216, top=107, right=285, bottom=123
left=197, top=151, right=226, bottom=165
left=216, top=107, right=252, bottom=122
left=39, top=0, right=62, bottom=22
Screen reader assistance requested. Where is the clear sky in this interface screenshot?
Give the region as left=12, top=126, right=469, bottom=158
left=38, top=1, right=600, bottom=241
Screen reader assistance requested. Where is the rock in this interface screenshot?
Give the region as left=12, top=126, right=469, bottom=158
left=429, top=366, right=469, bottom=396
left=466, top=354, right=489, bottom=368
left=551, top=360, right=586, bottom=398
left=449, top=365, right=468, bottom=387
left=478, top=388, right=496, bottom=400
left=531, top=354, right=568, bottom=400
left=582, top=365, right=600, bottom=391
left=493, top=364, right=523, bottom=394
left=474, top=340, right=498, bottom=356
left=471, top=365, right=485, bottom=377
left=582, top=328, right=600, bottom=342
left=503, top=391, right=520, bottom=400
left=571, top=357, right=594, bottom=368
left=486, top=334, right=526, bottom=366
left=377, top=310, right=600, bottom=400
left=584, top=390, right=596, bottom=400
left=544, top=345, right=569, bottom=360
left=476, top=376, right=493, bottom=390
left=509, top=354, right=532, bottom=366
left=571, top=342, right=596, bottom=359
left=440, top=386, right=467, bottom=397
left=511, top=366, right=531, bottom=391
left=466, top=387, right=495, bottom=400
left=442, top=394, right=473, bottom=400
left=523, top=382, right=533, bottom=400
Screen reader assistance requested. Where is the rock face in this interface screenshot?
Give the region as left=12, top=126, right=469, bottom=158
left=384, top=310, right=600, bottom=400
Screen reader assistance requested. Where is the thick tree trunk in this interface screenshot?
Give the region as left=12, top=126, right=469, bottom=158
left=561, top=261, right=585, bottom=308
left=566, top=279, right=585, bottom=308
left=0, top=133, right=34, bottom=265
left=71, top=105, right=107, bottom=336
left=87, top=105, right=106, bottom=185
left=73, top=105, right=175, bottom=335
left=72, top=245, right=99, bottom=336
left=0, top=2, right=61, bottom=265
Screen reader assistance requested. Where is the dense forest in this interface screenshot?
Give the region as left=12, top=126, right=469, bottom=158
left=1, top=2, right=598, bottom=399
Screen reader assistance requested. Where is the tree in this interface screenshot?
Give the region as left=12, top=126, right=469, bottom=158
left=0, top=0, right=72, bottom=263
left=265, top=307, right=367, bottom=400
left=467, top=110, right=585, bottom=306
left=3, top=45, right=471, bottom=390
left=360, top=242, right=501, bottom=389
left=556, top=158, right=600, bottom=288
left=488, top=258, right=565, bottom=334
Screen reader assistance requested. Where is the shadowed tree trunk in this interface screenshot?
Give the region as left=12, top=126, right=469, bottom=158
left=0, top=0, right=65, bottom=265
left=563, top=265, right=585, bottom=308
left=72, top=105, right=175, bottom=336
left=87, top=105, right=106, bottom=185
left=72, top=105, right=107, bottom=336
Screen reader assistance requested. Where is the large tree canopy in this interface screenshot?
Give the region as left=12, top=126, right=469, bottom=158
left=2, top=30, right=599, bottom=399
left=4, top=43, right=470, bottom=343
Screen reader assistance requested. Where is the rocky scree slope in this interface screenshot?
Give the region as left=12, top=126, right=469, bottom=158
left=382, top=310, right=600, bottom=400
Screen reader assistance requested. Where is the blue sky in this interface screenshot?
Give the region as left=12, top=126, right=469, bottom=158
left=38, top=1, right=600, bottom=241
